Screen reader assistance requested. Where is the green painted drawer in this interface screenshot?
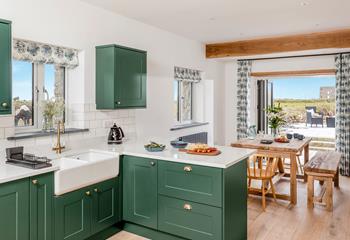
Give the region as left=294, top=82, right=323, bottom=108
left=158, top=196, right=222, bottom=240
left=158, top=161, right=222, bottom=207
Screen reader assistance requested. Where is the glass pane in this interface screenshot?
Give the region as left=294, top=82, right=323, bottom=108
left=43, top=64, right=65, bottom=123
left=180, top=81, right=192, bottom=122
left=13, top=60, right=34, bottom=127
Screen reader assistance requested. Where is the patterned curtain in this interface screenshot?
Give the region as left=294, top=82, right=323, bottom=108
left=236, top=60, right=252, bottom=139
left=174, top=66, right=202, bottom=82
left=13, top=38, right=79, bottom=68
left=335, top=54, right=350, bottom=176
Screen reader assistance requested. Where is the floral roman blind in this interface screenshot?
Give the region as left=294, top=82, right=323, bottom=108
left=13, top=38, right=79, bottom=68
left=174, top=66, right=202, bottom=82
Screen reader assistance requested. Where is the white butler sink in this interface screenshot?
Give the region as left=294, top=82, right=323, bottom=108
left=55, top=150, right=119, bottom=195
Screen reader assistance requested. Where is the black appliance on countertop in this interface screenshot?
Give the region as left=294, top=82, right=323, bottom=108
left=108, top=123, right=125, bottom=144
left=6, top=146, right=52, bottom=169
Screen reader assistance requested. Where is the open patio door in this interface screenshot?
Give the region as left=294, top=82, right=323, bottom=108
left=257, top=79, right=273, bottom=134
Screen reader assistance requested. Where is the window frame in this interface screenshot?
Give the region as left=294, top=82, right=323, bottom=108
left=14, top=61, right=67, bottom=132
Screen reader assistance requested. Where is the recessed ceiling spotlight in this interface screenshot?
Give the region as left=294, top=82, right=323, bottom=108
left=315, top=23, right=320, bottom=27
left=209, top=17, right=216, bottom=21
left=300, top=2, right=309, bottom=6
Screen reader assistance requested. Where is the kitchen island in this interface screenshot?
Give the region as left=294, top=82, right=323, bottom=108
left=0, top=138, right=255, bottom=240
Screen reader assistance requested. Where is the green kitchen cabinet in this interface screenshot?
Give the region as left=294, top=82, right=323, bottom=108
left=158, top=196, right=222, bottom=240
left=96, top=44, right=147, bottom=109
left=30, top=173, right=54, bottom=240
left=122, top=155, right=158, bottom=229
left=0, top=178, right=29, bottom=240
left=0, top=19, right=12, bottom=115
left=91, top=178, right=119, bottom=235
left=54, top=177, right=120, bottom=240
left=54, top=187, right=92, bottom=240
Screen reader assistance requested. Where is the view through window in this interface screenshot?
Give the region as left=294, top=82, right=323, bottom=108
left=13, top=60, right=65, bottom=129
left=273, top=75, right=336, bottom=150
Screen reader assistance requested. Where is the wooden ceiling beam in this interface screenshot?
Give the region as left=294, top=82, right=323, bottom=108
left=206, top=29, right=350, bottom=58
left=250, top=69, right=336, bottom=78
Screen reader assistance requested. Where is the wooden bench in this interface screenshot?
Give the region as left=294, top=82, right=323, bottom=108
left=304, top=151, right=342, bottom=211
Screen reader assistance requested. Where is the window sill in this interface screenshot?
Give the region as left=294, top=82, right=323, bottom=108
left=7, top=128, right=89, bottom=141
left=170, top=122, right=209, bottom=131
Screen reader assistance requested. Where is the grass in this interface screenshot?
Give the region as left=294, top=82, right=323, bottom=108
left=274, top=98, right=335, bottom=124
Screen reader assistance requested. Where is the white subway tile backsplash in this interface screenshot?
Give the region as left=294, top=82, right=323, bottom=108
left=0, top=116, right=14, bottom=128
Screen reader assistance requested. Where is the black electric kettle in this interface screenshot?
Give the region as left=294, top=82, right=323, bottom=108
left=108, top=123, right=125, bottom=144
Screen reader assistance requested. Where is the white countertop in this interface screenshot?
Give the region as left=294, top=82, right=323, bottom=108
left=0, top=138, right=256, bottom=184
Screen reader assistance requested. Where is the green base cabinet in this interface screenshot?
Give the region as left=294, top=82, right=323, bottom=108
left=91, top=178, right=119, bottom=235
left=123, top=157, right=248, bottom=240
left=0, top=19, right=12, bottom=115
left=158, top=196, right=222, bottom=240
left=54, top=177, right=119, bottom=240
left=122, top=156, right=158, bottom=229
left=0, top=178, right=29, bottom=240
left=30, top=173, right=54, bottom=240
left=96, top=44, right=147, bottom=109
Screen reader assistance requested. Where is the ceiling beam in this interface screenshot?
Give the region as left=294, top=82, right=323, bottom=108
left=250, top=69, right=336, bottom=78
left=206, top=29, right=350, bottom=58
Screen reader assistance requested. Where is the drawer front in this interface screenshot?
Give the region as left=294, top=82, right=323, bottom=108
left=158, top=161, right=222, bottom=207
left=158, top=196, right=222, bottom=240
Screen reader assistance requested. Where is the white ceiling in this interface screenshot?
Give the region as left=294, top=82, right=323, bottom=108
left=81, top=0, right=350, bottom=43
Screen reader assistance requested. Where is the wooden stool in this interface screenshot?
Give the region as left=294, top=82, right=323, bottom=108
left=304, top=151, right=341, bottom=211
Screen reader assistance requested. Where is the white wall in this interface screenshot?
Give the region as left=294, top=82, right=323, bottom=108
left=0, top=0, right=226, bottom=160
left=224, top=55, right=335, bottom=145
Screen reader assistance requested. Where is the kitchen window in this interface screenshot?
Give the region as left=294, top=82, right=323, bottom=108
left=173, top=66, right=202, bottom=124
left=13, top=60, right=66, bottom=130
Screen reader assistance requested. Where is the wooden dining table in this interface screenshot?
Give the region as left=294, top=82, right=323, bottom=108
left=232, top=137, right=312, bottom=205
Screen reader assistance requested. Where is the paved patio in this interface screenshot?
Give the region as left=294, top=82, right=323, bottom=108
left=283, top=123, right=335, bottom=139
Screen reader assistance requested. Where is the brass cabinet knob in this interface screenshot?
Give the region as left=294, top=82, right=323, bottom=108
left=32, top=179, right=38, bottom=185
left=85, top=191, right=91, bottom=196
left=150, top=161, right=156, bottom=166
left=94, top=188, right=99, bottom=193
left=116, top=101, right=121, bottom=105
left=1, top=102, right=8, bottom=108
left=183, top=203, right=192, bottom=211
left=184, top=166, right=192, bottom=172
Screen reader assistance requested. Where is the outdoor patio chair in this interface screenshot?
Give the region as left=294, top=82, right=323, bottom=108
left=306, top=106, right=324, bottom=127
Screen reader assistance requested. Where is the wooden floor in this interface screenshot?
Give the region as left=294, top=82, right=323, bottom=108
left=108, top=176, right=350, bottom=240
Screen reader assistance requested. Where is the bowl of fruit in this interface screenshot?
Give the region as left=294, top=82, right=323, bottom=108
left=144, top=141, right=166, bottom=152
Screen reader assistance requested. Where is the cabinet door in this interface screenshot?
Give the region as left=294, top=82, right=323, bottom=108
left=123, top=156, right=157, bottom=229
left=96, top=46, right=116, bottom=110
left=30, top=173, right=54, bottom=240
left=0, top=179, right=29, bottom=240
left=54, top=188, right=92, bottom=240
left=91, top=178, right=119, bottom=235
left=0, top=20, right=11, bottom=115
left=116, top=47, right=146, bottom=108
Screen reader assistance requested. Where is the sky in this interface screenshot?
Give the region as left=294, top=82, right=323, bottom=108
left=272, top=76, right=336, bottom=99
left=13, top=60, right=55, bottom=100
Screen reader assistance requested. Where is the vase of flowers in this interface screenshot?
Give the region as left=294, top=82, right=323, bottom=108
left=265, top=103, right=286, bottom=137
left=41, top=99, right=65, bottom=131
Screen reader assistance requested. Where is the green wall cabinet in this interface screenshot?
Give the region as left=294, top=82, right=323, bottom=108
left=122, top=155, right=158, bottom=229
left=0, top=19, right=12, bottom=115
left=54, top=177, right=119, bottom=240
left=96, top=44, right=147, bottom=109
left=30, top=173, right=54, bottom=240
left=0, top=178, right=29, bottom=240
